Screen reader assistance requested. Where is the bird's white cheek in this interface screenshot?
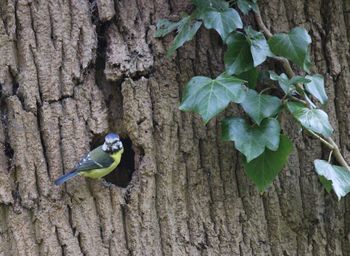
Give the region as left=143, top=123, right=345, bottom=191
left=116, top=141, right=123, bottom=149
left=102, top=143, right=108, bottom=151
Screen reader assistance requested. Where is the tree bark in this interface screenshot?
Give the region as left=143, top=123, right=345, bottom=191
left=0, top=0, right=349, bottom=255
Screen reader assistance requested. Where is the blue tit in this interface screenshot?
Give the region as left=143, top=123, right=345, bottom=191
left=54, top=133, right=124, bottom=185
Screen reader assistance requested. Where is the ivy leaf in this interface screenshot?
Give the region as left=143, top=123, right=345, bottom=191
left=314, top=160, right=350, bottom=200
left=224, top=32, right=254, bottom=75
left=305, top=74, right=328, bottom=104
left=197, top=7, right=243, bottom=40
left=270, top=72, right=311, bottom=94
left=179, top=74, right=246, bottom=123
left=243, top=135, right=293, bottom=192
left=222, top=118, right=281, bottom=162
left=270, top=72, right=293, bottom=93
left=168, top=18, right=202, bottom=57
left=289, top=76, right=311, bottom=85
left=287, top=102, right=333, bottom=137
left=240, top=89, right=282, bottom=125
left=319, top=176, right=332, bottom=193
left=237, top=68, right=259, bottom=88
left=268, top=27, right=312, bottom=72
left=155, top=19, right=179, bottom=37
left=225, top=29, right=270, bottom=75
left=155, top=16, right=202, bottom=57
left=236, top=0, right=259, bottom=14
left=245, top=26, right=272, bottom=66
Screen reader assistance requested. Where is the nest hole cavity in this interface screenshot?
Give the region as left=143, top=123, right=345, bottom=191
left=91, top=135, right=135, bottom=188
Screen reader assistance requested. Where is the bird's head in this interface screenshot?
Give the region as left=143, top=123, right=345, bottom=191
left=102, top=133, right=123, bottom=153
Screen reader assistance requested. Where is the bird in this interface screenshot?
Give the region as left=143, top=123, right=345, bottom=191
left=54, top=133, right=124, bottom=185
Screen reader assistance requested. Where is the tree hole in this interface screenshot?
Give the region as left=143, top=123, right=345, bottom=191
left=104, top=137, right=135, bottom=187
left=90, top=135, right=135, bottom=188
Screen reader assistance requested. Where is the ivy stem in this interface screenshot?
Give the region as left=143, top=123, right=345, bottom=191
left=326, top=138, right=350, bottom=170
left=289, top=96, right=308, bottom=106
left=254, top=8, right=272, bottom=38
left=254, top=9, right=350, bottom=172
left=328, top=150, right=333, bottom=162
left=260, top=87, right=274, bottom=94
left=255, top=8, right=306, bottom=94
left=306, top=130, right=334, bottom=149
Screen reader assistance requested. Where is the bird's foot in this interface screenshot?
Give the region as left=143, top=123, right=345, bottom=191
left=102, top=179, right=113, bottom=188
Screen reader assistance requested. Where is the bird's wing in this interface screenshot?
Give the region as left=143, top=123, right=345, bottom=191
left=74, top=146, right=115, bottom=172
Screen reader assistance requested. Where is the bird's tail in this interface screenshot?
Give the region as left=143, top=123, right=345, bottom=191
left=54, top=170, right=79, bottom=185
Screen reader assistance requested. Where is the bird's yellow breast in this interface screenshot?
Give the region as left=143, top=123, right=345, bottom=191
left=79, top=149, right=123, bottom=179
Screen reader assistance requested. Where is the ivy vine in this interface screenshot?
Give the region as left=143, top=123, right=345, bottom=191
left=155, top=0, right=350, bottom=199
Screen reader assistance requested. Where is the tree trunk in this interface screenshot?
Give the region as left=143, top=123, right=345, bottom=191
left=0, top=0, right=349, bottom=255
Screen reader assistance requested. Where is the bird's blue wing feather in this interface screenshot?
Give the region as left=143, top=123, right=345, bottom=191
left=74, top=146, right=114, bottom=172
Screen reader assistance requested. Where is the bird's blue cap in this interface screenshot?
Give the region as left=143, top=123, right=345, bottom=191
left=105, top=133, right=120, bottom=143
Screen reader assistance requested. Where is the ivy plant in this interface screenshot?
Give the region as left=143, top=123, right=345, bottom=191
left=155, top=0, right=350, bottom=199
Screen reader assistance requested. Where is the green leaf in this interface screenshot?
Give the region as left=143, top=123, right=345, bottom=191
left=156, top=15, right=202, bottom=57
left=243, top=135, right=293, bottom=192
left=240, top=89, right=282, bottom=125
left=305, top=74, right=328, bottom=104
left=224, top=32, right=254, bottom=75
left=287, top=102, right=333, bottom=137
left=236, top=0, right=258, bottom=14
left=245, top=26, right=272, bottom=66
left=314, top=160, right=350, bottom=200
left=169, top=19, right=202, bottom=57
left=268, top=27, right=312, bottom=72
left=319, top=176, right=332, bottom=193
left=197, top=7, right=243, bottom=40
left=289, top=76, right=311, bottom=85
left=237, top=68, right=259, bottom=88
left=222, top=118, right=281, bottom=162
left=269, top=72, right=310, bottom=94
left=270, top=72, right=293, bottom=93
left=224, top=29, right=271, bottom=75
left=155, top=19, right=180, bottom=37
left=179, top=74, right=247, bottom=123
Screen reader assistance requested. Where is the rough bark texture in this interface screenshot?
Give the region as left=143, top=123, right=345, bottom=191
left=0, top=0, right=349, bottom=255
